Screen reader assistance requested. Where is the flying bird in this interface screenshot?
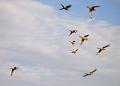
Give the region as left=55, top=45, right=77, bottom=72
left=83, top=68, right=97, bottom=77
left=59, top=4, right=72, bottom=11
left=9, top=67, right=19, bottom=76
left=79, top=34, right=89, bottom=45
left=96, top=44, right=110, bottom=55
left=70, top=49, right=78, bottom=54
left=69, top=40, right=76, bottom=46
left=87, top=6, right=100, bottom=18
left=69, top=30, right=77, bottom=36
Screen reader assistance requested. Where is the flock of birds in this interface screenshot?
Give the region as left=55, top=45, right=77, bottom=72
left=62, top=3, right=111, bottom=77
left=9, top=2, right=111, bottom=78
left=59, top=3, right=100, bottom=18
left=68, top=29, right=110, bottom=55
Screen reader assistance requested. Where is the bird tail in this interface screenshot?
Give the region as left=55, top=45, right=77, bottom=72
left=11, top=73, right=13, bottom=76
left=90, top=11, right=92, bottom=18
left=80, top=41, right=83, bottom=45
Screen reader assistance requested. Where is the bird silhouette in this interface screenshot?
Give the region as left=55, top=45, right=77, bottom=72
left=59, top=4, right=72, bottom=11
left=70, top=49, right=78, bottom=54
left=79, top=34, right=89, bottom=45
left=69, top=40, right=76, bottom=46
left=83, top=68, right=97, bottom=77
left=87, top=6, right=100, bottom=18
left=9, top=67, right=19, bottom=76
left=96, top=44, right=110, bottom=55
left=69, top=30, right=77, bottom=36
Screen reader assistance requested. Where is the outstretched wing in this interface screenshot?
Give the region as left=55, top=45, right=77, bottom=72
left=69, top=32, right=72, bottom=36
left=83, top=73, right=89, bottom=77
left=11, top=69, right=14, bottom=76
left=59, top=4, right=64, bottom=10
left=84, top=34, right=89, bottom=37
left=72, top=40, right=76, bottom=42
left=73, top=30, right=77, bottom=32
left=66, top=4, right=72, bottom=8
left=61, top=4, right=64, bottom=8
left=75, top=49, right=78, bottom=52
left=59, top=8, right=63, bottom=10
left=92, top=6, right=100, bottom=8
left=90, top=68, right=97, bottom=73
left=103, top=44, right=110, bottom=48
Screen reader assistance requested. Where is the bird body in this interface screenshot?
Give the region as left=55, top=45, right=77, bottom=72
left=59, top=4, right=72, bottom=11
left=69, top=40, right=76, bottom=46
left=96, top=44, right=110, bottom=55
left=9, top=67, right=19, bottom=76
left=83, top=68, right=97, bottom=77
left=87, top=6, right=100, bottom=18
left=79, top=34, right=89, bottom=45
left=70, top=49, right=78, bottom=54
left=69, top=30, right=77, bottom=36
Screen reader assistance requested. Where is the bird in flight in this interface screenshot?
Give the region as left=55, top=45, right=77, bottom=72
left=83, top=68, right=97, bottom=77
left=69, top=40, right=76, bottom=46
left=69, top=30, right=77, bottom=36
left=70, top=49, right=78, bottom=54
left=59, top=4, right=72, bottom=11
left=9, top=67, right=19, bottom=76
left=87, top=6, right=100, bottom=18
left=96, top=44, right=110, bottom=55
left=79, top=34, right=89, bottom=45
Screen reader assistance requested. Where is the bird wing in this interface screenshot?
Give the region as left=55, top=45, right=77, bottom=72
left=59, top=8, right=64, bottom=10
left=72, top=41, right=75, bottom=42
left=69, top=30, right=72, bottom=36
left=74, top=30, right=77, bottom=32
left=92, top=6, right=100, bottom=8
left=66, top=4, right=72, bottom=8
left=75, top=49, right=78, bottom=52
left=103, top=44, right=110, bottom=48
left=90, top=68, right=97, bottom=73
left=11, top=69, right=14, bottom=76
left=61, top=4, right=64, bottom=8
left=83, top=73, right=89, bottom=77
left=84, top=34, right=89, bottom=37
left=69, top=32, right=72, bottom=36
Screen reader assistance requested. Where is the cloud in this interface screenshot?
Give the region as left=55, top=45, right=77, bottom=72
left=0, top=0, right=120, bottom=86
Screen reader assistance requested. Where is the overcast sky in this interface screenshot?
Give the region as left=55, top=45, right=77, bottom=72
left=0, top=0, right=120, bottom=86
